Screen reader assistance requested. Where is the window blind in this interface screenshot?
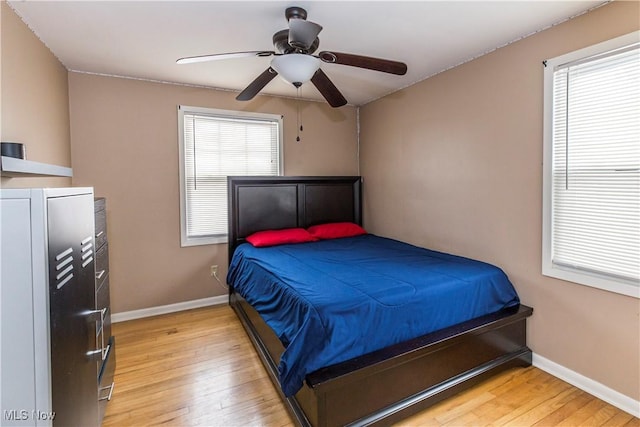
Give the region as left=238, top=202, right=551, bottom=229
left=550, top=45, right=639, bottom=283
left=181, top=110, right=281, bottom=243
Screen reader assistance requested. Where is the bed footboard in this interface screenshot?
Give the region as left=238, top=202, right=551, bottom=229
left=230, top=289, right=532, bottom=427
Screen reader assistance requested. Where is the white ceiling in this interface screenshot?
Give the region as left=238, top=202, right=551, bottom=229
left=9, top=1, right=605, bottom=107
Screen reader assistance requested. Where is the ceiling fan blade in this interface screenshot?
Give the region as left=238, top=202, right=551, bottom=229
left=318, top=51, right=407, bottom=75
left=236, top=68, right=278, bottom=101
left=311, top=69, right=347, bottom=108
left=176, top=51, right=275, bottom=65
left=288, top=19, right=323, bottom=50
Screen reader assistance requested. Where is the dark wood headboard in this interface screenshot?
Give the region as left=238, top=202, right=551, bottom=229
left=227, top=176, right=362, bottom=262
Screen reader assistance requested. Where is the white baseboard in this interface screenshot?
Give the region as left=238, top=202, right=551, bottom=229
left=111, top=295, right=228, bottom=323
left=532, top=353, right=639, bottom=418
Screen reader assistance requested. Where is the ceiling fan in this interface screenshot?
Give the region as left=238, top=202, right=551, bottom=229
left=176, top=6, right=408, bottom=108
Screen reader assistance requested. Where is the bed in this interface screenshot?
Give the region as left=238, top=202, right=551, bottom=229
left=227, top=176, right=533, bottom=427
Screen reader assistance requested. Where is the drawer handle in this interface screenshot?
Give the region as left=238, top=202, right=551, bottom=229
left=99, top=382, right=115, bottom=401
left=86, top=349, right=103, bottom=361
left=85, top=307, right=107, bottom=323
left=96, top=270, right=106, bottom=280
left=88, top=335, right=109, bottom=362
left=96, top=231, right=104, bottom=238
left=102, top=343, right=111, bottom=361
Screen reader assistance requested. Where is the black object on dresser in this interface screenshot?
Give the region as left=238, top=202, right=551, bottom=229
left=94, top=197, right=116, bottom=422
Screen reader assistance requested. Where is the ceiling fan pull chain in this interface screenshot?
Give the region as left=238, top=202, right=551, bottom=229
left=296, top=86, right=302, bottom=142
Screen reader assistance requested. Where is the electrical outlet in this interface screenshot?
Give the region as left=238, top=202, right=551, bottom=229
left=210, top=265, right=218, bottom=277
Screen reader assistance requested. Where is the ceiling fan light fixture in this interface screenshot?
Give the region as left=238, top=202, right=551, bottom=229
left=271, top=54, right=320, bottom=86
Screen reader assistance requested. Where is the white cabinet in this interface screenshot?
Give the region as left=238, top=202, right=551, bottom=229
left=1, top=188, right=99, bottom=427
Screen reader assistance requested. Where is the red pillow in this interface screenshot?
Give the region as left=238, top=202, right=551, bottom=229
left=246, top=228, right=317, bottom=247
left=307, top=222, right=367, bottom=240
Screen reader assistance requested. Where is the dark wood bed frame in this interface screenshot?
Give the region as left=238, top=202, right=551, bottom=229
left=227, top=176, right=533, bottom=427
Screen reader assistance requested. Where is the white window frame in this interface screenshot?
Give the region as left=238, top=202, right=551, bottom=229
left=178, top=105, right=283, bottom=247
left=542, top=31, right=640, bottom=299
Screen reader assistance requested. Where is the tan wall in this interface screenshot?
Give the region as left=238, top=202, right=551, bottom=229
left=68, top=72, right=358, bottom=313
left=1, top=3, right=71, bottom=188
left=360, top=1, right=639, bottom=401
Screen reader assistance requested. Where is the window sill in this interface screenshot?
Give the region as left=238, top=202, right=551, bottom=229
left=181, top=235, right=228, bottom=247
left=543, top=263, right=639, bottom=299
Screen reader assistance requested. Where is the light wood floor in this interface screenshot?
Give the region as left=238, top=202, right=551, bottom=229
left=103, top=305, right=638, bottom=427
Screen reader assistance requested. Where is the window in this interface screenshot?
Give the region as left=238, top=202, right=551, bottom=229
left=542, top=31, right=639, bottom=298
left=178, top=106, right=283, bottom=246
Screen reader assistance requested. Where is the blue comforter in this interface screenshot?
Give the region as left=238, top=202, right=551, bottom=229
left=227, top=234, right=519, bottom=397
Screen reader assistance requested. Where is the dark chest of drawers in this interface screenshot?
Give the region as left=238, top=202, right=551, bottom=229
left=94, top=197, right=116, bottom=422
